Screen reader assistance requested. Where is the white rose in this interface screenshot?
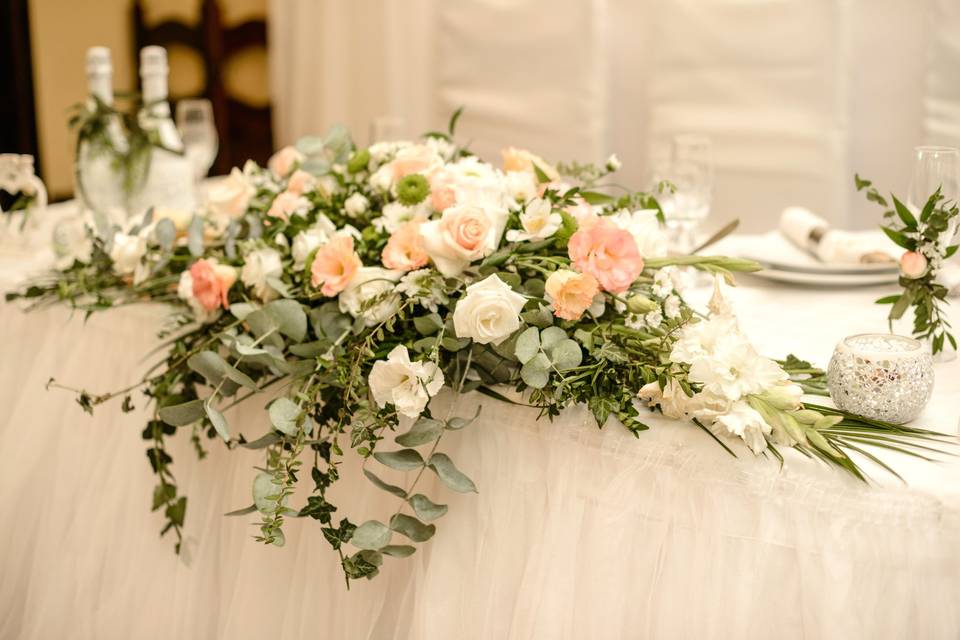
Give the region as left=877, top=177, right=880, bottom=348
left=453, top=274, right=527, bottom=345
left=206, top=168, right=255, bottom=222
left=109, top=231, right=147, bottom=276
left=344, top=193, right=370, bottom=217
left=506, top=197, right=562, bottom=242
left=419, top=203, right=508, bottom=276
left=609, top=209, right=667, bottom=258
left=368, top=345, right=445, bottom=418
left=292, top=227, right=329, bottom=271
left=338, top=266, right=402, bottom=326
left=241, top=247, right=284, bottom=301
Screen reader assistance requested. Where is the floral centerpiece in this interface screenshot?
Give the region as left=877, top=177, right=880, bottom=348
left=9, top=114, right=947, bottom=584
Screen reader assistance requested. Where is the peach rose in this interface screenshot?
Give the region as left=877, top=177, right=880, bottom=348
left=545, top=269, right=599, bottom=321
left=568, top=218, right=644, bottom=293
left=286, top=169, right=316, bottom=195
left=310, top=235, right=362, bottom=296
left=383, top=222, right=429, bottom=271
left=429, top=169, right=458, bottom=212
left=501, top=147, right=559, bottom=181
left=190, top=258, right=236, bottom=311
left=268, top=146, right=304, bottom=178
left=206, top=168, right=254, bottom=221
left=267, top=191, right=309, bottom=221
left=419, top=204, right=498, bottom=276
left=900, top=251, right=928, bottom=279
left=388, top=144, right=442, bottom=180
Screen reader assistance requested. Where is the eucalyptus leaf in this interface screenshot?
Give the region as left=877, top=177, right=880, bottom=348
left=520, top=352, right=551, bottom=389
left=240, top=431, right=281, bottom=449
left=187, top=215, right=204, bottom=256
left=204, top=401, right=231, bottom=442
left=374, top=449, right=425, bottom=471
left=252, top=472, right=283, bottom=514
left=514, top=326, right=540, bottom=364
left=414, top=313, right=444, bottom=336
left=266, top=299, right=308, bottom=342
left=381, top=545, right=416, bottom=558
left=428, top=453, right=477, bottom=493
left=224, top=504, right=257, bottom=516
left=351, top=520, right=392, bottom=550
left=548, top=339, right=582, bottom=371
left=230, top=302, right=258, bottom=321
left=446, top=406, right=482, bottom=431
left=389, top=513, right=436, bottom=542
left=408, top=493, right=448, bottom=521
left=268, top=397, right=302, bottom=435
left=363, top=469, right=407, bottom=498
left=289, top=341, right=328, bottom=357
left=158, top=399, right=205, bottom=426
left=539, top=326, right=567, bottom=351
left=154, top=218, right=176, bottom=251
left=395, top=417, right=444, bottom=447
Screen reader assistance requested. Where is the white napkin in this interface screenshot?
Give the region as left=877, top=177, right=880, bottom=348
left=780, top=207, right=897, bottom=264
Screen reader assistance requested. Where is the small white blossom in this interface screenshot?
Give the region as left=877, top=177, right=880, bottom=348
left=664, top=294, right=681, bottom=319
left=241, top=247, right=284, bottom=302
left=605, top=153, right=622, bottom=171
left=344, top=193, right=370, bottom=217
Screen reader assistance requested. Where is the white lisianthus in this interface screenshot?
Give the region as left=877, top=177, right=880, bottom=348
left=368, top=345, right=445, bottom=418
left=344, top=193, right=370, bottom=217
left=506, top=198, right=562, bottom=242
left=109, top=231, right=147, bottom=277
left=419, top=203, right=509, bottom=276
left=206, top=168, right=255, bottom=223
left=504, top=170, right=538, bottom=203
left=714, top=400, right=771, bottom=454
left=292, top=228, right=328, bottom=271
left=609, top=209, right=667, bottom=258
left=338, top=267, right=402, bottom=326
left=241, top=247, right=284, bottom=301
left=452, top=274, right=527, bottom=345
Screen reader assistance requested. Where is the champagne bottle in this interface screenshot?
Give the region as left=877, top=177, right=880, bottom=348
left=76, top=46, right=128, bottom=222
left=129, top=46, right=197, bottom=216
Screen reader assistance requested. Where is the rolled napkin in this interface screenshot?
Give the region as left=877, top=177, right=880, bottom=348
left=780, top=207, right=897, bottom=264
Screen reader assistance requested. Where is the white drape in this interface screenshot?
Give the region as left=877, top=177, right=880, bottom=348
left=268, top=0, right=960, bottom=231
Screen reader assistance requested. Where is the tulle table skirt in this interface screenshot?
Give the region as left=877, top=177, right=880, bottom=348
left=2, top=297, right=959, bottom=640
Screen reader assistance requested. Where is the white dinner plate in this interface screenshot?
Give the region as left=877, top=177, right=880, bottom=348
left=746, top=266, right=899, bottom=287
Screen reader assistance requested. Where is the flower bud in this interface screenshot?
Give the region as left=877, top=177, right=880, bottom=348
left=899, top=251, right=928, bottom=279
left=757, top=383, right=803, bottom=411
left=626, top=294, right=658, bottom=314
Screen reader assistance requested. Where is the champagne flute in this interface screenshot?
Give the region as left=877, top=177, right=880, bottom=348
left=176, top=99, right=219, bottom=180
left=655, top=134, right=713, bottom=255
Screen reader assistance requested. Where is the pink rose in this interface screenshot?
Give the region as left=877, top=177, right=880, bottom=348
left=900, top=251, right=928, bottom=279
left=268, top=146, right=304, bottom=178
left=568, top=218, right=644, bottom=293
left=311, top=235, right=362, bottom=296
left=382, top=222, right=429, bottom=271
left=189, top=258, right=236, bottom=311
left=267, top=191, right=309, bottom=221
left=545, top=269, right=599, bottom=321
left=286, top=169, right=316, bottom=195
left=419, top=204, right=497, bottom=276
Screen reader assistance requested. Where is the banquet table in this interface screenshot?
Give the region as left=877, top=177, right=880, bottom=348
left=1, top=203, right=959, bottom=640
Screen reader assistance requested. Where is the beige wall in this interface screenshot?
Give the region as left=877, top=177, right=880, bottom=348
left=28, top=0, right=268, bottom=198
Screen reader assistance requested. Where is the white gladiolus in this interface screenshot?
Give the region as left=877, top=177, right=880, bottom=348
left=368, top=345, right=445, bottom=418
left=452, top=274, right=527, bottom=345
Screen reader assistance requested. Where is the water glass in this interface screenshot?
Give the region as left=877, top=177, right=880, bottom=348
left=369, top=116, right=407, bottom=144
left=176, top=99, right=219, bottom=180
left=652, top=134, right=713, bottom=254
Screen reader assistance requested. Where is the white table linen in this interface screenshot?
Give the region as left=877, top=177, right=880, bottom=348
left=1, top=205, right=959, bottom=639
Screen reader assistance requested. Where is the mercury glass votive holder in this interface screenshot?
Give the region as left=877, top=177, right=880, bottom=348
left=827, top=333, right=934, bottom=424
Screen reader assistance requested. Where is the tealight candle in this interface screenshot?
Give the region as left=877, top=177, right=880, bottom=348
left=827, top=333, right=934, bottom=424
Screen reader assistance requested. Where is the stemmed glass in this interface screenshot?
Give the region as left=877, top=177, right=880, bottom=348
left=176, top=99, right=219, bottom=181
left=652, top=134, right=714, bottom=255
left=369, top=116, right=407, bottom=144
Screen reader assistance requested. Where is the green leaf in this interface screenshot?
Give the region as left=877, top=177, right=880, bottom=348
left=265, top=299, right=308, bottom=342
left=229, top=302, right=258, bottom=321
left=374, top=448, right=425, bottom=471
left=165, top=496, right=187, bottom=527
left=539, top=326, right=567, bottom=351
left=351, top=520, right=392, bottom=550
left=533, top=162, right=551, bottom=184
left=548, top=339, right=582, bottom=371
left=579, top=190, right=614, bottom=205
left=268, top=397, right=301, bottom=435
left=154, top=218, right=176, bottom=250
left=363, top=469, right=407, bottom=498
left=448, top=105, right=464, bottom=136
left=408, top=493, right=448, bottom=521
left=428, top=453, right=477, bottom=493
left=395, top=417, right=444, bottom=447
left=413, top=313, right=444, bottom=336
left=240, top=431, right=281, bottom=449
left=520, top=352, right=551, bottom=389
left=880, top=226, right=912, bottom=250
left=891, top=195, right=918, bottom=229
left=204, top=401, right=231, bottom=442
left=158, top=399, right=205, bottom=426
left=854, top=173, right=871, bottom=190
left=890, top=288, right=914, bottom=320
left=252, top=472, right=283, bottom=514
left=381, top=544, right=416, bottom=558
left=875, top=294, right=901, bottom=305
left=446, top=405, right=482, bottom=431
left=152, top=483, right=176, bottom=510
left=389, top=513, right=436, bottom=542
left=224, top=504, right=257, bottom=516
left=514, top=326, right=540, bottom=364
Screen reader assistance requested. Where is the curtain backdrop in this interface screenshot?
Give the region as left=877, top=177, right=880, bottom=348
left=268, top=0, right=960, bottom=231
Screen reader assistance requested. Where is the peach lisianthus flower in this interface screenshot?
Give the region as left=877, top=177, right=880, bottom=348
left=286, top=169, right=316, bottom=196
left=567, top=218, right=644, bottom=293
left=190, top=258, right=237, bottom=311
left=382, top=222, right=429, bottom=271
left=501, top=147, right=559, bottom=181
left=268, top=146, right=304, bottom=178
left=310, top=235, right=362, bottom=296
left=544, top=269, right=600, bottom=321
left=267, top=191, right=310, bottom=221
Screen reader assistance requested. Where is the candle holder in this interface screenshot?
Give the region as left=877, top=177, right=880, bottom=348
left=827, top=333, right=934, bottom=424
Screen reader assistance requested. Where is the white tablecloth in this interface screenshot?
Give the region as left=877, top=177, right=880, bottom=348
left=1, top=205, right=959, bottom=639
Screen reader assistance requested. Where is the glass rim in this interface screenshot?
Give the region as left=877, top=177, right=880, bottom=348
left=841, top=332, right=925, bottom=356
left=914, top=145, right=960, bottom=156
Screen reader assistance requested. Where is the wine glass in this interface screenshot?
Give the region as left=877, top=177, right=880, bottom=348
left=176, top=99, right=219, bottom=180
left=369, top=116, right=407, bottom=144
left=652, top=134, right=713, bottom=255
